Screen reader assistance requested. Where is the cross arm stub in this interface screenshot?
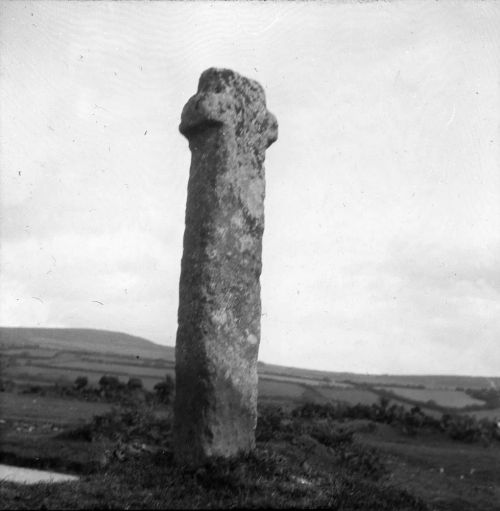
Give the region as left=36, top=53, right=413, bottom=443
left=179, top=68, right=278, bottom=151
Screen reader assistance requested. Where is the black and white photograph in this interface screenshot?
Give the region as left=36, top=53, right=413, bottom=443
left=1, top=0, right=499, bottom=508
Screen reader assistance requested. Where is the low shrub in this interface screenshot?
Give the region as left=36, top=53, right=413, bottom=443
left=291, top=400, right=500, bottom=444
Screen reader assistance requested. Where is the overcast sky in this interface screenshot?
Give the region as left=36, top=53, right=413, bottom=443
left=1, top=1, right=499, bottom=375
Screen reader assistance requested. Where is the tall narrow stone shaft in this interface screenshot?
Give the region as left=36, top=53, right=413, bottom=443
left=173, top=68, right=278, bottom=465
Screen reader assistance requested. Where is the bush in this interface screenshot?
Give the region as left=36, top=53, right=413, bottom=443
left=309, top=422, right=354, bottom=448
left=127, top=378, right=143, bottom=391
left=291, top=401, right=499, bottom=444
left=99, top=375, right=121, bottom=389
left=154, top=375, right=175, bottom=404
left=61, top=404, right=172, bottom=447
left=74, top=376, right=89, bottom=390
left=256, top=405, right=289, bottom=441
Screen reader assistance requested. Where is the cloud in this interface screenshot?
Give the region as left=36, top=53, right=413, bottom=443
left=0, top=229, right=183, bottom=344
left=1, top=1, right=500, bottom=375
left=259, top=233, right=500, bottom=375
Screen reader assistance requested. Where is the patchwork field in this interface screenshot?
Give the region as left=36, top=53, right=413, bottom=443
left=316, top=387, right=381, bottom=406
left=2, top=327, right=499, bottom=413
left=379, top=387, right=485, bottom=408
left=1, top=327, right=499, bottom=510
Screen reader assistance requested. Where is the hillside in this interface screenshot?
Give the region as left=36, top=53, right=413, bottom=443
left=1, top=397, right=499, bottom=510
left=1, top=327, right=500, bottom=420
left=1, top=327, right=499, bottom=509
left=2, top=327, right=499, bottom=390
left=258, top=362, right=500, bottom=391
left=0, top=327, right=173, bottom=360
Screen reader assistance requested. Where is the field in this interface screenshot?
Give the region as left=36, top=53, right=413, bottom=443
left=465, top=408, right=500, bottom=420
left=2, top=326, right=500, bottom=421
left=0, top=392, right=110, bottom=425
left=316, top=387, right=381, bottom=405
left=379, top=387, right=485, bottom=408
left=1, top=395, right=499, bottom=510
left=358, top=426, right=500, bottom=510
left=257, top=378, right=308, bottom=400
left=3, top=327, right=499, bottom=412
left=1, top=327, right=500, bottom=509
left=0, top=327, right=172, bottom=359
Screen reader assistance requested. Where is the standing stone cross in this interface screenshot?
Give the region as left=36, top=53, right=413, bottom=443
left=173, top=68, right=278, bottom=466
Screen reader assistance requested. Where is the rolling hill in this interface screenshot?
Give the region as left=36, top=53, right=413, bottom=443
left=2, top=327, right=499, bottom=510
left=1, top=327, right=499, bottom=417
left=0, top=327, right=174, bottom=360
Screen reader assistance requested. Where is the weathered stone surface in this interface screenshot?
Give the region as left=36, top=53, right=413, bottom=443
left=173, top=68, right=278, bottom=466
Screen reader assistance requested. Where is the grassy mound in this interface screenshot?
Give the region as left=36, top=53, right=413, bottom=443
left=0, top=403, right=430, bottom=510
